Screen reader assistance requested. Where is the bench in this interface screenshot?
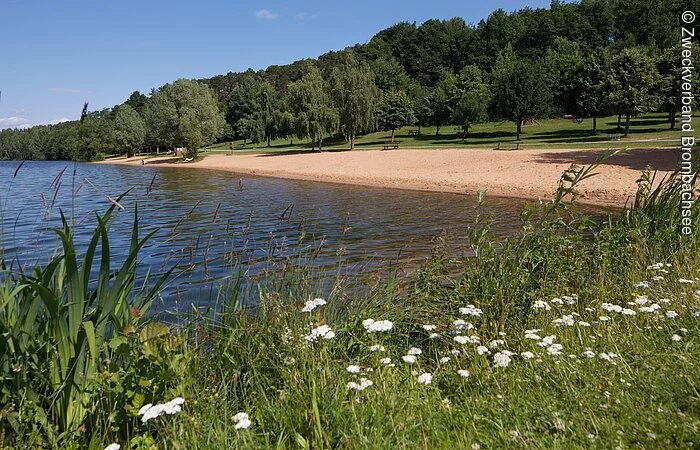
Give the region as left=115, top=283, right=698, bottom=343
left=494, top=142, right=521, bottom=150
left=383, top=142, right=400, bottom=150
left=407, top=129, right=420, bottom=136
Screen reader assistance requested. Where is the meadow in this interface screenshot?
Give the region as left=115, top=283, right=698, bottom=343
left=203, top=114, right=682, bottom=155
left=1, top=155, right=699, bottom=449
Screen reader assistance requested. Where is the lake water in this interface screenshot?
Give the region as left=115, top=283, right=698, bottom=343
left=0, top=160, right=605, bottom=311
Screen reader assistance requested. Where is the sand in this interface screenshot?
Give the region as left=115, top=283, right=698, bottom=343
left=99, top=147, right=680, bottom=207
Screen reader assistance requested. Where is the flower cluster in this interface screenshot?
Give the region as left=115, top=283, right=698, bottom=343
left=302, top=298, right=327, bottom=312
left=362, top=319, right=394, bottom=333
left=138, top=397, right=185, bottom=423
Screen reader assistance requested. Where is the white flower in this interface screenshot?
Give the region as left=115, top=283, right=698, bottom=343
left=369, top=345, right=385, bottom=352
left=457, top=369, right=470, bottom=378
left=671, top=334, right=682, bottom=341
left=634, top=296, right=649, bottom=305
left=538, top=335, right=557, bottom=347
left=532, top=300, right=551, bottom=310
left=423, top=324, right=437, bottom=331
left=681, top=328, right=688, bottom=333
left=347, top=378, right=373, bottom=391
left=453, top=335, right=468, bottom=345
left=551, top=315, right=575, bottom=327
left=583, top=349, right=596, bottom=358
left=453, top=319, right=473, bottom=331
left=104, top=444, right=120, bottom=450
left=633, top=281, right=651, bottom=289
left=601, top=303, right=623, bottom=313
left=598, top=352, right=618, bottom=363
left=546, top=344, right=563, bottom=357
left=362, top=319, right=393, bottom=333
left=578, top=321, right=591, bottom=327
left=599, top=316, right=610, bottom=321
left=407, top=347, right=422, bottom=356
left=652, top=276, right=665, bottom=281
left=429, top=333, right=440, bottom=339
left=493, top=352, right=511, bottom=368
left=679, top=279, right=695, bottom=284
left=402, top=355, right=417, bottom=364
left=304, top=325, right=335, bottom=342
left=666, top=311, right=679, bottom=318
left=658, top=298, right=671, bottom=303
left=476, top=345, right=490, bottom=355
left=520, top=351, right=535, bottom=359
left=524, top=332, right=541, bottom=341
left=440, top=357, right=451, bottom=364
left=562, top=295, right=577, bottom=305
left=450, top=349, right=461, bottom=356
left=489, top=339, right=505, bottom=349
left=551, top=297, right=564, bottom=305
left=346, top=365, right=361, bottom=374
left=379, top=357, right=392, bottom=365
left=417, top=373, right=432, bottom=385
left=459, top=305, right=483, bottom=316
left=302, top=298, right=327, bottom=312
left=139, top=397, right=186, bottom=423
left=621, top=308, right=636, bottom=316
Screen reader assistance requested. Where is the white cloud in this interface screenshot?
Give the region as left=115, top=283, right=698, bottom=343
left=49, top=87, right=81, bottom=93
left=294, top=12, right=306, bottom=19
left=255, top=9, right=279, bottom=20
left=0, top=116, right=31, bottom=129
left=45, top=117, right=71, bottom=125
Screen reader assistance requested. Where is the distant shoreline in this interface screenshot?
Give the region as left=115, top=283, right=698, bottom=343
left=96, top=147, right=679, bottom=208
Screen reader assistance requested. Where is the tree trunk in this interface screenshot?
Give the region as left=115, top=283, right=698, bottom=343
left=592, top=116, right=597, bottom=131
left=391, top=128, right=395, bottom=143
left=436, top=125, right=440, bottom=136
left=418, top=124, right=422, bottom=135
left=267, top=135, right=271, bottom=147
left=617, top=114, right=621, bottom=129
left=670, top=110, right=676, bottom=130
left=516, top=119, right=522, bottom=141
left=624, top=111, right=631, bottom=137
left=350, top=132, right=355, bottom=150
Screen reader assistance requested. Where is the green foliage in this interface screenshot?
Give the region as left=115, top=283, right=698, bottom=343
left=113, top=105, right=147, bottom=157
left=376, top=90, right=415, bottom=141
left=451, top=65, right=490, bottom=137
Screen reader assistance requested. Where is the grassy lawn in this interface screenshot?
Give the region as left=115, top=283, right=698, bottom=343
left=203, top=113, right=686, bottom=155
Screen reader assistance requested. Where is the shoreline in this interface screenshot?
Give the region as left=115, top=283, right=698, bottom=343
left=96, top=147, right=679, bottom=207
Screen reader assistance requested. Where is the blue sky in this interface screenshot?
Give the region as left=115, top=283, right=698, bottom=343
left=0, top=0, right=552, bottom=129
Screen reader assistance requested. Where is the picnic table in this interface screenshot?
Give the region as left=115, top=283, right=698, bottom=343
left=383, top=142, right=400, bottom=150
left=407, top=129, right=420, bottom=136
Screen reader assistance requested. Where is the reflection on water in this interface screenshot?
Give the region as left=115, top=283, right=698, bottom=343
left=0, top=161, right=611, bottom=311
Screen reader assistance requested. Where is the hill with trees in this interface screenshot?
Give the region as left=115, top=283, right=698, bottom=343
left=1, top=0, right=698, bottom=160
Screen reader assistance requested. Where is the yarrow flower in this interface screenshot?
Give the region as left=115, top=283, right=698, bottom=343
left=379, top=357, right=393, bottom=366
left=104, top=444, right=120, bottom=450
left=440, top=356, right=451, bottom=364
left=301, top=298, right=327, bottom=312
left=476, top=345, right=490, bottom=355
left=369, top=345, right=385, bottom=352
left=429, top=333, right=440, bottom=339
left=599, top=352, right=619, bottom=363
left=621, top=308, right=636, bottom=316
left=304, top=325, right=335, bottom=342
left=520, top=351, right=534, bottom=359
left=666, top=311, right=679, bottom=318
left=457, top=369, right=470, bottom=378
left=139, top=397, right=185, bottom=423
left=578, top=321, right=591, bottom=327
left=417, top=373, right=432, bottom=385
left=538, top=335, right=557, bottom=347
left=453, top=335, right=468, bottom=345
left=407, top=347, right=422, bottom=356
left=346, top=365, right=361, bottom=374
left=493, top=352, right=511, bottom=368
left=546, top=344, right=563, bottom=357
left=459, top=305, right=483, bottom=316
left=601, top=303, right=623, bottom=313
left=362, top=319, right=393, bottom=333
left=532, top=300, right=551, bottom=311
left=679, top=279, right=695, bottom=284
left=583, top=349, right=596, bottom=358
left=232, top=412, right=252, bottom=430
left=402, top=355, right=417, bottom=364
left=453, top=319, right=473, bottom=331
left=671, top=334, right=682, bottom=341
left=423, top=324, right=437, bottom=331
left=633, top=281, right=651, bottom=289
left=347, top=378, right=373, bottom=391
left=551, top=315, right=575, bottom=327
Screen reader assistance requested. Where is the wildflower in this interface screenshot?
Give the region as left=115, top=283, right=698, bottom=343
left=451, top=349, right=461, bottom=356
left=679, top=279, right=695, bottom=284
left=476, top=345, right=490, bottom=355
left=379, top=357, right=392, bottom=365
left=562, top=295, right=577, bottom=305
left=346, top=365, right=361, bottom=374
left=459, top=305, right=483, bottom=316
left=304, top=325, right=335, bottom=342
left=302, top=298, right=327, bottom=312
left=601, top=303, right=623, bottom=313
left=429, top=333, right=440, bottom=339
left=583, top=349, right=596, bottom=358
left=232, top=412, right=252, bottom=430
left=551, top=315, right=575, bottom=327
left=598, top=353, right=618, bottom=363
left=599, top=316, right=610, bottom=321
left=633, top=281, right=651, bottom=289
left=369, top=345, right=385, bottom=352
left=621, top=308, right=636, bottom=316
left=694, top=311, right=700, bottom=318
left=638, top=306, right=656, bottom=313
left=524, top=331, right=541, bottom=341
left=671, top=334, right=682, bottom=342
left=281, top=327, right=293, bottom=344
left=520, top=351, right=535, bottom=359
left=546, top=344, right=563, bottom=357
left=362, top=319, right=393, bottom=333
left=585, top=307, right=595, bottom=312
left=532, top=300, right=551, bottom=311
left=139, top=397, right=186, bottom=423
left=499, top=332, right=507, bottom=337
left=417, top=373, right=432, bottom=385
left=407, top=347, right=422, bottom=356
left=539, top=335, right=557, bottom=347
left=551, top=297, right=564, bottom=305
left=578, top=321, right=591, bottom=327
left=457, top=369, right=470, bottom=378
left=488, top=339, right=505, bottom=348
left=680, top=327, right=688, bottom=333
left=652, top=276, right=665, bottom=281
left=347, top=378, right=373, bottom=391
left=666, top=311, right=679, bottom=318
left=440, top=356, right=451, bottom=364
left=493, top=352, right=511, bottom=368
left=634, top=296, right=649, bottom=305
left=402, top=355, right=417, bottom=364
left=509, top=430, right=520, bottom=439
left=423, top=324, right=437, bottom=331
left=454, top=335, right=468, bottom=344
left=658, top=298, right=671, bottom=303
left=104, top=444, right=120, bottom=450
left=453, top=319, right=473, bottom=331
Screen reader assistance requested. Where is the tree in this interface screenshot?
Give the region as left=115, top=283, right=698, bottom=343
left=490, top=46, right=552, bottom=140
left=149, top=79, right=225, bottom=158
left=287, top=63, right=338, bottom=151
left=544, top=37, right=584, bottom=116
left=573, top=50, right=609, bottom=130
left=426, top=87, right=453, bottom=135
left=603, top=47, right=659, bottom=136
left=77, top=110, right=115, bottom=161
left=124, top=91, right=149, bottom=117
left=376, top=91, right=415, bottom=142
left=330, top=56, right=379, bottom=149
left=113, top=105, right=147, bottom=157
left=225, top=72, right=273, bottom=139
left=452, top=65, right=489, bottom=139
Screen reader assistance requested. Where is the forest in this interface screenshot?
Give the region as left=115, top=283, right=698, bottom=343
left=1, top=0, right=698, bottom=161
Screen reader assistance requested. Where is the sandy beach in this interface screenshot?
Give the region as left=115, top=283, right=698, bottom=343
left=99, top=147, right=679, bottom=207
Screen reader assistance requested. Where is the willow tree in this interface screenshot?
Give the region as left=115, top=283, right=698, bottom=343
left=330, top=56, right=378, bottom=149
left=286, top=63, right=338, bottom=151
left=376, top=90, right=415, bottom=142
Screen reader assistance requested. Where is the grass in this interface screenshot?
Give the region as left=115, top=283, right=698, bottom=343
left=202, top=113, right=686, bottom=155
left=1, top=155, right=700, bottom=449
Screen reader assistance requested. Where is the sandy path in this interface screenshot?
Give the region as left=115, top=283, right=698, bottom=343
left=100, top=147, right=680, bottom=207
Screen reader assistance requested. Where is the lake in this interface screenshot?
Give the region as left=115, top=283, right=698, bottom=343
left=0, top=160, right=603, bottom=311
